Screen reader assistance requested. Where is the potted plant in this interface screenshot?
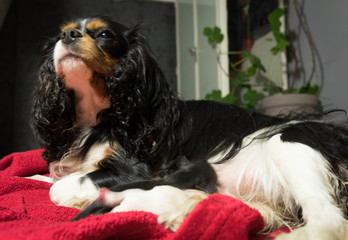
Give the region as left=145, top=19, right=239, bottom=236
left=204, top=2, right=321, bottom=116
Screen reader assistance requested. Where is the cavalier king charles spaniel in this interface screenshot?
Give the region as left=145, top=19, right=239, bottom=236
left=31, top=16, right=348, bottom=239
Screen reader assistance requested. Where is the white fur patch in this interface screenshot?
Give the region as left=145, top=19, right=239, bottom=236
left=24, top=175, right=54, bottom=183
left=81, top=141, right=111, bottom=173
left=53, top=41, right=89, bottom=78
left=109, top=186, right=193, bottom=215
left=99, top=186, right=208, bottom=232
left=50, top=172, right=99, bottom=209
left=213, top=129, right=346, bottom=236
left=49, top=141, right=111, bottom=209
left=49, top=138, right=110, bottom=178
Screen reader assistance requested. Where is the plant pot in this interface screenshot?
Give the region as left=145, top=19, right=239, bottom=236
left=261, top=93, right=320, bottom=117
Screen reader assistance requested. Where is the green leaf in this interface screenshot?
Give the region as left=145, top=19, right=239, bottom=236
left=203, top=27, right=215, bottom=44
left=307, top=85, right=320, bottom=95
left=263, top=87, right=283, bottom=94
left=239, top=103, right=249, bottom=109
left=213, top=26, right=224, bottom=43
left=203, top=26, right=224, bottom=44
left=243, top=89, right=265, bottom=107
left=213, top=26, right=221, bottom=35
left=268, top=8, right=290, bottom=55
left=205, top=90, right=235, bottom=104
left=203, top=27, right=213, bottom=36
left=247, top=66, right=256, bottom=75
left=205, top=89, right=222, bottom=100
left=215, top=34, right=224, bottom=43
left=232, top=72, right=250, bottom=87
left=241, top=51, right=250, bottom=59
left=298, top=83, right=320, bottom=95
left=291, top=88, right=301, bottom=94
left=268, top=8, right=283, bottom=32
left=241, top=51, right=266, bottom=72
left=221, top=93, right=236, bottom=104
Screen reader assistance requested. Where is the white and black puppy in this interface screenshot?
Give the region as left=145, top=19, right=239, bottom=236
left=32, top=16, right=348, bottom=239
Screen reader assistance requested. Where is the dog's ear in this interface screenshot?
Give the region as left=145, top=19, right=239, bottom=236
left=31, top=37, right=76, bottom=163
left=103, top=24, right=179, bottom=161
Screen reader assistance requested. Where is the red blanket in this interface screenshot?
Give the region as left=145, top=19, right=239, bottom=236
left=0, top=150, right=284, bottom=240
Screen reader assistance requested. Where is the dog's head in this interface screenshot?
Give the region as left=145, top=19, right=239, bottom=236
left=54, top=16, right=128, bottom=77
left=32, top=16, right=178, bottom=164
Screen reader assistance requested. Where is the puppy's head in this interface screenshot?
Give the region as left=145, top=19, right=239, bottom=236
left=54, top=16, right=128, bottom=77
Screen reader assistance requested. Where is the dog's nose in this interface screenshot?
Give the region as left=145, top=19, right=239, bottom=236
left=61, top=29, right=83, bottom=44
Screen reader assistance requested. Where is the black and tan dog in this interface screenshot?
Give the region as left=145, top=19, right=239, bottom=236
left=31, top=16, right=348, bottom=239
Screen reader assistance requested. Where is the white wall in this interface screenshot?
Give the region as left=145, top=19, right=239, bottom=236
left=176, top=0, right=220, bottom=100
left=197, top=2, right=218, bottom=99
left=288, top=0, right=348, bottom=122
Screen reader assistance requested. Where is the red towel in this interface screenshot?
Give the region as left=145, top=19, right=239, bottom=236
left=0, top=149, right=47, bottom=177
left=0, top=150, right=285, bottom=240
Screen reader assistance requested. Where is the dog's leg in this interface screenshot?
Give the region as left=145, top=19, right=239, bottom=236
left=73, top=159, right=215, bottom=221
left=267, top=135, right=348, bottom=240
left=95, top=186, right=207, bottom=231
left=50, top=172, right=99, bottom=209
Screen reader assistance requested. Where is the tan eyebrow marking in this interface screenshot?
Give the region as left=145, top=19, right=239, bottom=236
left=86, top=20, right=107, bottom=31
left=78, top=36, right=117, bottom=75
left=61, top=22, right=78, bottom=32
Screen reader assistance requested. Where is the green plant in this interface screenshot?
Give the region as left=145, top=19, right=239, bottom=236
left=204, top=28, right=266, bottom=110
left=204, top=5, right=320, bottom=110
left=267, top=7, right=290, bottom=55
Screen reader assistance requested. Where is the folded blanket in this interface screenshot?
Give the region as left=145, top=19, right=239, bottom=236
left=0, top=150, right=285, bottom=239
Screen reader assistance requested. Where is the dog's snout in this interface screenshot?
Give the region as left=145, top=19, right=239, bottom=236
left=61, top=29, right=83, bottom=44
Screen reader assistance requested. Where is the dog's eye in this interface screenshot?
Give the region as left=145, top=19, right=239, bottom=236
left=97, top=31, right=114, bottom=39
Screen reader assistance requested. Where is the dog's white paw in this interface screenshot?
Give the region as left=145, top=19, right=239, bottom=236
left=106, top=186, right=193, bottom=214
left=50, top=172, right=99, bottom=209
left=97, top=186, right=207, bottom=231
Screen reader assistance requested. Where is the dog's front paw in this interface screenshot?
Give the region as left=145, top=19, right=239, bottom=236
left=50, top=172, right=99, bottom=209
left=98, top=186, right=208, bottom=231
